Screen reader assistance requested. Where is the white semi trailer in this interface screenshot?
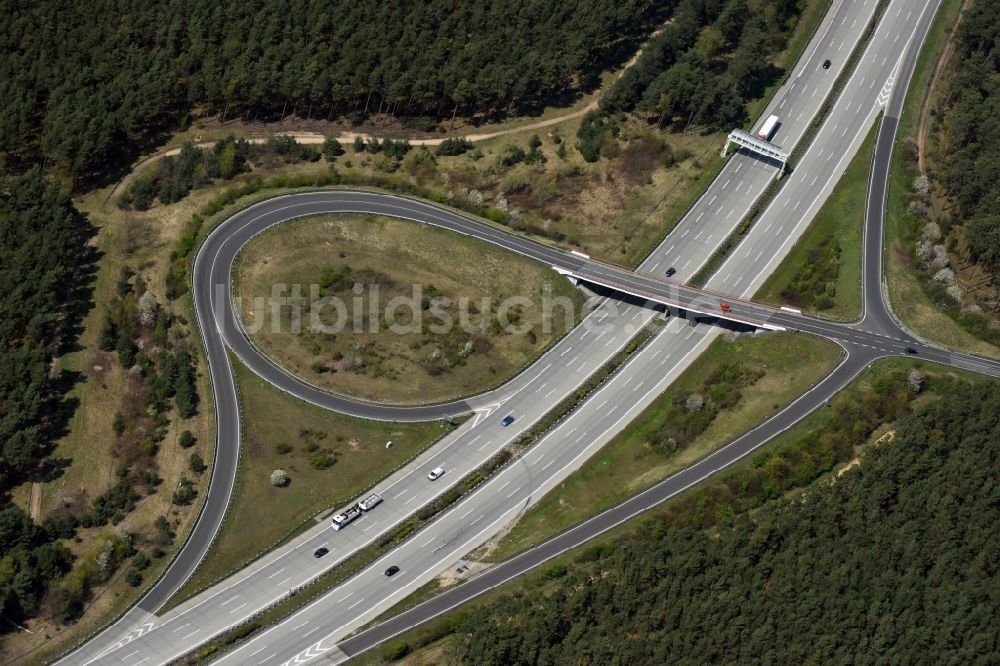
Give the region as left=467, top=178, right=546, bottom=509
left=757, top=114, right=779, bottom=141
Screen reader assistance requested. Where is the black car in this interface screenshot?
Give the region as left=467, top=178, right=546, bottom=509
left=822, top=59, right=831, bottom=69
left=665, top=267, right=677, bottom=277
left=313, top=547, right=329, bottom=558
left=905, top=347, right=918, bottom=355
left=384, top=565, right=400, bottom=577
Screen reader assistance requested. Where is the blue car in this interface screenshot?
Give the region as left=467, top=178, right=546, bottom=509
left=500, top=415, right=515, bottom=427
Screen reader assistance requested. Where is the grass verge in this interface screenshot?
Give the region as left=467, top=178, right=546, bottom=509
left=755, top=122, right=877, bottom=318
left=479, top=330, right=842, bottom=562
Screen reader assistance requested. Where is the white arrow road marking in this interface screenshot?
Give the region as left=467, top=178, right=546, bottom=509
left=280, top=639, right=333, bottom=665
left=877, top=50, right=905, bottom=107
left=94, top=621, right=156, bottom=659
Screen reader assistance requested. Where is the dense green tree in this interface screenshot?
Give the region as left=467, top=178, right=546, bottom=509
left=0, top=506, right=74, bottom=623
left=173, top=351, right=198, bottom=419
left=0, top=169, right=91, bottom=484
left=602, top=0, right=794, bottom=130
left=0, top=0, right=669, bottom=181
left=937, top=2, right=1000, bottom=284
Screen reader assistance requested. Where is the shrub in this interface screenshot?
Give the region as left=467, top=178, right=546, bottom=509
left=270, top=469, right=290, bottom=487
left=154, top=516, right=174, bottom=546
left=322, top=137, right=344, bottom=161
left=90, top=482, right=139, bottom=526
left=178, top=430, right=196, bottom=448
left=309, top=452, right=335, bottom=470
left=172, top=477, right=196, bottom=505
left=403, top=116, right=438, bottom=132
left=131, top=552, right=150, bottom=571
left=544, top=563, right=568, bottom=579
left=112, top=412, right=126, bottom=436
left=498, top=144, right=526, bottom=168
left=436, top=137, right=474, bottom=156
left=124, top=568, right=143, bottom=587
left=385, top=642, right=412, bottom=661
left=189, top=453, right=206, bottom=474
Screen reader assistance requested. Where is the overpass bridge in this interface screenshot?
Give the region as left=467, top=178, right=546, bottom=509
left=551, top=256, right=789, bottom=332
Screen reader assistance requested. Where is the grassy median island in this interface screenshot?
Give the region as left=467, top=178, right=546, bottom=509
left=174, top=359, right=449, bottom=600
left=478, top=330, right=843, bottom=562
left=756, top=123, right=877, bottom=319
left=234, top=213, right=584, bottom=404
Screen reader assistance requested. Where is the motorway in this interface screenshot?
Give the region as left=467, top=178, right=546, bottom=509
left=58, top=0, right=1000, bottom=665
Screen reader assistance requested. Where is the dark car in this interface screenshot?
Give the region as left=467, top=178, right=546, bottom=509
left=313, top=547, right=329, bottom=558
left=384, top=565, right=400, bottom=577
left=500, top=415, right=515, bottom=427
left=822, top=59, right=831, bottom=69
left=665, top=267, right=677, bottom=277
left=905, top=347, right=918, bottom=355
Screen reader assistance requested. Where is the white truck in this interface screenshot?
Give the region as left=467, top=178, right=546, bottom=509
left=331, top=504, right=362, bottom=530
left=757, top=114, right=779, bottom=141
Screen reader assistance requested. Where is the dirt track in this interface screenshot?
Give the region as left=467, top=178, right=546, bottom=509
left=916, top=0, right=973, bottom=175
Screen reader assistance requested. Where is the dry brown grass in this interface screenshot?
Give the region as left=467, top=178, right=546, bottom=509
left=235, top=213, right=583, bottom=404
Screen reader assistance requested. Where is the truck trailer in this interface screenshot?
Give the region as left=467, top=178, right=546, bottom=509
left=757, top=115, right=779, bottom=141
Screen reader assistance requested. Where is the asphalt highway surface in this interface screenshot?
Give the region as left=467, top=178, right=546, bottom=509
left=59, top=1, right=1000, bottom=665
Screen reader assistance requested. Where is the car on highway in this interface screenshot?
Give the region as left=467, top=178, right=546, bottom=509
left=428, top=466, right=445, bottom=480
left=905, top=347, right=918, bottom=355
left=823, top=59, right=832, bottom=69
left=500, top=414, right=515, bottom=427
left=313, top=547, right=329, bottom=558
left=384, top=565, right=400, bottom=577
left=719, top=302, right=732, bottom=313
left=665, top=267, right=676, bottom=277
